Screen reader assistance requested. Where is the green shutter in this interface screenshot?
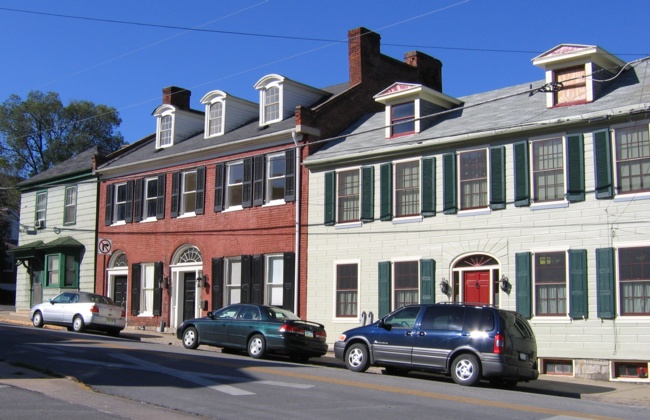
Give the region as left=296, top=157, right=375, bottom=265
left=153, top=261, right=163, bottom=316
left=380, top=163, right=393, bottom=221
left=490, top=146, right=506, bottom=210
left=253, top=155, right=265, bottom=206
left=442, top=153, right=457, bottom=214
left=125, top=180, right=134, bottom=223
left=420, top=259, right=435, bottom=304
left=134, top=178, right=143, bottom=221
left=171, top=172, right=180, bottom=217
left=596, top=247, right=616, bottom=319
left=515, top=252, right=532, bottom=319
left=131, top=263, right=141, bottom=316
left=567, top=134, right=585, bottom=202
left=421, top=157, right=436, bottom=217
left=211, top=257, right=224, bottom=310
left=282, top=252, right=295, bottom=311
left=105, top=184, right=113, bottom=226
left=378, top=261, right=391, bottom=317
left=361, top=166, right=374, bottom=222
left=241, top=255, right=251, bottom=303
left=284, top=148, right=296, bottom=202
left=156, top=174, right=166, bottom=219
left=242, top=158, right=252, bottom=208
left=196, top=166, right=206, bottom=214
left=514, top=141, right=530, bottom=207
left=568, top=249, right=588, bottom=319
left=214, top=163, right=224, bottom=212
left=324, top=171, right=336, bottom=226
left=593, top=130, right=614, bottom=199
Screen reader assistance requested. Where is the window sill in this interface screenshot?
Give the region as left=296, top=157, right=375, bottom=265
left=530, top=200, right=569, bottom=211
left=335, top=221, right=362, bottom=229
left=137, top=313, right=154, bottom=318
left=392, top=215, right=423, bottom=225
left=111, top=221, right=126, bottom=226
left=262, top=200, right=286, bottom=208
left=457, top=207, right=492, bottom=217
left=614, top=192, right=650, bottom=202
left=222, top=206, right=243, bottom=213
left=177, top=212, right=196, bottom=219
left=139, top=217, right=157, bottom=223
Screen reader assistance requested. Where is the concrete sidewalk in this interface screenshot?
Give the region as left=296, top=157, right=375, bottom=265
left=1, top=306, right=648, bottom=409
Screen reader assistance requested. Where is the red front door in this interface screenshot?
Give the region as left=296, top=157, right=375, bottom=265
left=463, top=271, right=490, bottom=305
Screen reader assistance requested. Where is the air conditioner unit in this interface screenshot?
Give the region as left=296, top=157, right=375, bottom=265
left=35, top=220, right=45, bottom=230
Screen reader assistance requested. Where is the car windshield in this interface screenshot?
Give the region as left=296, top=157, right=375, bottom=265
left=267, top=307, right=300, bottom=320
left=88, top=295, right=114, bottom=305
left=383, top=306, right=421, bottom=329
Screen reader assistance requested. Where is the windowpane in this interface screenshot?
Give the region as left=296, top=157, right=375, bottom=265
left=36, top=192, right=47, bottom=222
left=64, top=186, right=76, bottom=224
left=554, top=66, right=586, bottom=105
left=616, top=126, right=650, bottom=194
left=395, top=161, right=419, bottom=217
left=141, top=264, right=154, bottom=314
left=533, top=138, right=564, bottom=202
left=264, top=87, right=280, bottom=122
left=145, top=178, right=158, bottom=218
left=619, top=247, right=650, bottom=315
left=336, top=264, right=358, bottom=317
left=64, top=255, right=75, bottom=287
left=267, top=154, right=286, bottom=201
left=535, top=252, right=566, bottom=316
left=266, top=256, right=283, bottom=306
left=182, top=171, right=197, bottom=214
left=47, top=255, right=59, bottom=286
left=209, top=102, right=223, bottom=135
left=115, top=183, right=127, bottom=222
left=459, top=150, right=488, bottom=210
left=160, top=115, right=172, bottom=146
left=391, top=102, right=415, bottom=136
left=227, top=259, right=242, bottom=304
left=394, top=261, right=418, bottom=308
left=337, top=170, right=359, bottom=223
left=227, top=162, right=244, bottom=207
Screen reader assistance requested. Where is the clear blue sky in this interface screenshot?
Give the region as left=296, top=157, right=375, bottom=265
left=1, top=0, right=648, bottom=143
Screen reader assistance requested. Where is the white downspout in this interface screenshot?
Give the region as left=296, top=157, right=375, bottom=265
left=291, top=130, right=301, bottom=315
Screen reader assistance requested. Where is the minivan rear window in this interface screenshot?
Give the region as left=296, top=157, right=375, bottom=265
left=463, top=307, right=495, bottom=332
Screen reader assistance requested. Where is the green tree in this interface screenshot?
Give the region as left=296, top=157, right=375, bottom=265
left=0, top=91, right=126, bottom=178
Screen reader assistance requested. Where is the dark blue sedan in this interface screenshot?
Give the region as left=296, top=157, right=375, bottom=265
left=177, top=304, right=328, bottom=361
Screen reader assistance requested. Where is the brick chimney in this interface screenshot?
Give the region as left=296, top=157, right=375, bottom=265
left=348, top=27, right=381, bottom=86
left=404, top=51, right=443, bottom=92
left=162, top=86, right=191, bottom=110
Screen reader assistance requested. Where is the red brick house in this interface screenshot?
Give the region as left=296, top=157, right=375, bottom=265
left=94, top=27, right=445, bottom=330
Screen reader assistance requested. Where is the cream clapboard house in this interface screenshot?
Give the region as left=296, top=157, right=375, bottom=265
left=304, top=44, right=650, bottom=381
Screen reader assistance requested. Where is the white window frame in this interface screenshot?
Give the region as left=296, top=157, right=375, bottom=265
left=156, top=113, right=174, bottom=149
left=391, top=257, right=421, bottom=309
left=530, top=247, right=571, bottom=323
left=264, top=254, right=284, bottom=306
left=143, top=177, right=159, bottom=220
left=529, top=135, right=568, bottom=207
left=333, top=260, right=360, bottom=320
left=225, top=257, right=242, bottom=305
left=457, top=147, right=489, bottom=211
left=612, top=123, right=650, bottom=198
left=113, top=182, right=128, bottom=224
left=262, top=85, right=281, bottom=125
left=226, top=160, right=244, bottom=210
left=207, top=101, right=224, bottom=137
left=614, top=243, right=650, bottom=320
left=63, top=186, right=77, bottom=225
left=336, top=167, right=361, bottom=224
left=139, top=263, right=155, bottom=316
left=181, top=170, right=197, bottom=216
left=35, top=191, right=47, bottom=225
left=265, top=152, right=286, bottom=204
left=393, top=158, right=421, bottom=219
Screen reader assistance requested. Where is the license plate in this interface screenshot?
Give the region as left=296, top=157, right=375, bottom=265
left=106, top=318, right=116, bottom=325
left=519, top=352, right=528, bottom=361
left=305, top=330, right=314, bottom=338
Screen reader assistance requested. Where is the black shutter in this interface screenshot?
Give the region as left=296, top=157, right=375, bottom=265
left=170, top=172, right=180, bottom=218
left=285, top=148, right=296, bottom=202
left=105, top=184, right=114, bottom=226
left=156, top=174, right=166, bottom=219
left=242, top=158, right=253, bottom=208
left=568, top=249, right=588, bottom=319
left=379, top=163, right=393, bottom=221
left=211, top=258, right=224, bottom=310
left=490, top=146, right=506, bottom=210
left=253, top=155, right=265, bottom=206
left=241, top=255, right=252, bottom=303
left=378, top=261, right=391, bottom=317
left=134, top=178, right=143, bottom=221
left=421, top=157, right=436, bottom=217
left=442, top=153, right=457, bottom=214
left=515, top=252, right=532, bottom=319
left=593, top=130, right=614, bottom=199
left=567, top=134, right=585, bottom=202
left=125, top=180, right=134, bottom=223
left=514, top=141, right=530, bottom=207
left=420, top=259, right=435, bottom=304
left=360, top=166, right=375, bottom=222
left=195, top=166, right=206, bottom=215
left=324, top=171, right=336, bottom=226
left=214, top=163, right=224, bottom=212
left=251, top=255, right=264, bottom=304
left=153, top=261, right=163, bottom=316
left=282, top=252, right=295, bottom=311
left=131, top=263, right=141, bottom=316
left=596, top=248, right=616, bottom=319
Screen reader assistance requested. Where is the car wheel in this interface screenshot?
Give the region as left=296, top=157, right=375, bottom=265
left=247, top=334, right=267, bottom=359
left=182, top=327, right=199, bottom=349
left=344, top=343, right=370, bottom=372
left=32, top=311, right=44, bottom=328
left=451, top=354, right=481, bottom=386
left=72, top=315, right=85, bottom=332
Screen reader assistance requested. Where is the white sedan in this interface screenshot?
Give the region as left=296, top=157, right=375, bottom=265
left=30, top=291, right=126, bottom=336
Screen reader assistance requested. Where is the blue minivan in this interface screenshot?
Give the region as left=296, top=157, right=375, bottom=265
left=334, top=303, right=538, bottom=387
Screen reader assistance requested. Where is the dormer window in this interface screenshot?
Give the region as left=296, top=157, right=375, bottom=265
left=159, top=115, right=173, bottom=147
left=554, top=65, right=586, bottom=106
left=391, top=102, right=415, bottom=137
left=374, top=82, right=461, bottom=139
left=208, top=102, right=224, bottom=136
left=264, top=86, right=280, bottom=123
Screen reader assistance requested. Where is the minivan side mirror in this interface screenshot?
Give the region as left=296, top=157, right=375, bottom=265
left=378, top=319, right=392, bottom=331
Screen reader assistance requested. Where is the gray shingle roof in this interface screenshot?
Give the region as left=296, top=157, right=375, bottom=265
left=305, top=60, right=650, bottom=166
left=18, top=146, right=107, bottom=188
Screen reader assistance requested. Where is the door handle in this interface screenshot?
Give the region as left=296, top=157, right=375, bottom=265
left=405, top=331, right=414, bottom=336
